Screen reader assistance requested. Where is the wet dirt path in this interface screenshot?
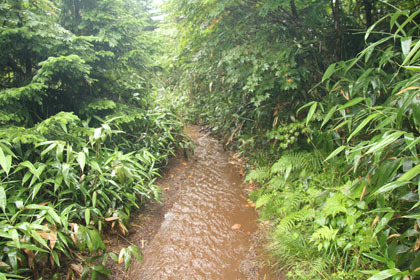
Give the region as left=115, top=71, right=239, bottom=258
left=128, top=126, right=260, bottom=279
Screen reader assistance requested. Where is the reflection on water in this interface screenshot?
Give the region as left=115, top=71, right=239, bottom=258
left=129, top=127, right=258, bottom=279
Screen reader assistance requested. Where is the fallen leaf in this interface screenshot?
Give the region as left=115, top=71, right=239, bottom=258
left=37, top=226, right=58, bottom=250
left=231, top=224, right=241, bottom=230
left=105, top=217, right=120, bottom=222
left=70, top=263, right=83, bottom=276
left=387, top=234, right=401, bottom=240
left=118, top=254, right=124, bottom=265
left=372, top=216, right=380, bottom=227
left=415, top=237, right=420, bottom=251
left=24, top=249, right=34, bottom=269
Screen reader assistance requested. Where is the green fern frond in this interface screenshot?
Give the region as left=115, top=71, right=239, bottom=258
left=255, top=193, right=274, bottom=209
left=270, top=151, right=323, bottom=176
left=245, top=167, right=270, bottom=183
left=268, top=175, right=286, bottom=189
left=276, top=206, right=315, bottom=234
left=282, top=191, right=306, bottom=211
left=321, top=193, right=347, bottom=218
left=310, top=226, right=339, bottom=242
left=271, top=157, right=293, bottom=174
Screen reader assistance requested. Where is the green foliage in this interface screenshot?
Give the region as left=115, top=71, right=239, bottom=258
left=164, top=0, right=420, bottom=278
left=0, top=104, right=187, bottom=278
left=0, top=0, right=189, bottom=278
left=249, top=6, right=420, bottom=280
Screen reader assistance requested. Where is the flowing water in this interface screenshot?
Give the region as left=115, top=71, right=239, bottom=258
left=129, top=127, right=259, bottom=279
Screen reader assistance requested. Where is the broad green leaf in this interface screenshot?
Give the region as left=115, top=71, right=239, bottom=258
left=51, top=250, right=60, bottom=266
left=366, top=131, right=405, bottom=154
left=325, top=146, right=346, bottom=161
left=398, top=163, right=420, bottom=182
left=348, top=37, right=392, bottom=72
left=124, top=247, right=132, bottom=271
left=56, top=143, right=64, bottom=161
left=77, top=152, right=86, bottom=171
left=374, top=212, right=394, bottom=237
left=395, top=10, right=420, bottom=40
left=31, top=182, right=43, bottom=200
left=47, top=208, right=62, bottom=226
left=401, top=37, right=412, bottom=57
left=40, top=142, right=57, bottom=158
left=20, top=161, right=37, bottom=178
left=306, top=102, right=317, bottom=126
left=347, top=113, right=379, bottom=142
left=91, top=264, right=110, bottom=275
left=18, top=242, right=48, bottom=253
left=92, top=191, right=97, bottom=208
left=338, top=97, right=365, bottom=110
left=366, top=15, right=391, bottom=41
left=367, top=268, right=401, bottom=280
left=322, top=63, right=336, bottom=82
left=390, top=11, right=405, bottom=29
left=0, top=186, right=6, bottom=212
left=128, top=245, right=143, bottom=263
left=94, top=128, right=102, bottom=140
left=403, top=133, right=418, bottom=156
left=374, top=181, right=410, bottom=194
left=333, top=119, right=350, bottom=131
left=9, top=229, right=20, bottom=249
left=321, top=105, right=338, bottom=128
left=85, top=208, right=91, bottom=225
left=402, top=39, right=420, bottom=66
left=297, top=101, right=316, bottom=114
left=362, top=253, right=387, bottom=264
left=108, top=252, right=118, bottom=263
left=402, top=213, right=420, bottom=219
left=404, top=66, right=420, bottom=72
left=0, top=147, right=12, bottom=175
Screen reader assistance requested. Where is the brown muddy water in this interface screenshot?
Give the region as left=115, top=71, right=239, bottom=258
left=129, top=127, right=261, bottom=279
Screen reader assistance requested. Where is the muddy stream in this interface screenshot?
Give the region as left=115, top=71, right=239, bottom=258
left=125, top=126, right=267, bottom=279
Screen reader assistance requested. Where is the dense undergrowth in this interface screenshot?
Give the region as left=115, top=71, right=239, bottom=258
left=0, top=0, right=188, bottom=279
left=163, top=0, right=420, bottom=279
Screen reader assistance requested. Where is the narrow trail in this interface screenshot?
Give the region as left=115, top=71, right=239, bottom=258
left=127, top=126, right=263, bottom=279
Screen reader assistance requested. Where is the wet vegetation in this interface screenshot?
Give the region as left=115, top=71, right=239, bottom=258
left=2, top=0, right=420, bottom=279
left=162, top=0, right=420, bottom=279
left=0, top=0, right=188, bottom=279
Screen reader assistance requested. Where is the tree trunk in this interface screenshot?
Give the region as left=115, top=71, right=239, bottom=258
left=363, top=0, right=374, bottom=27
left=331, top=0, right=343, bottom=59
left=290, top=0, right=299, bottom=20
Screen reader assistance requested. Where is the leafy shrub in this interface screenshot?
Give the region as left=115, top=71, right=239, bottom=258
left=0, top=106, right=187, bottom=278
